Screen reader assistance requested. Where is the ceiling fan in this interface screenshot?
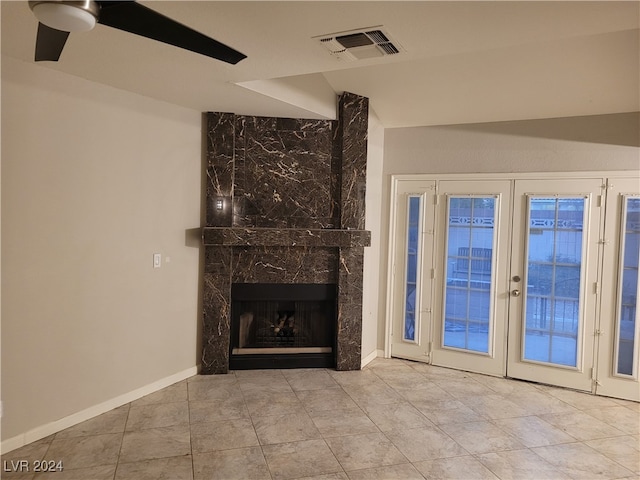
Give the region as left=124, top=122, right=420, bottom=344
left=28, top=1, right=247, bottom=64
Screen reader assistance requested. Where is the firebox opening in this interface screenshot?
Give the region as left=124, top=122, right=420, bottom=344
left=230, top=283, right=337, bottom=370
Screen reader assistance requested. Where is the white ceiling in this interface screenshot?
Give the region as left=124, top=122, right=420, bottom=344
left=2, top=1, right=639, bottom=127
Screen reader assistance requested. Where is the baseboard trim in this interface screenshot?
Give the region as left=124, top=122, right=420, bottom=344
left=1, top=365, right=199, bottom=454
left=361, top=349, right=384, bottom=368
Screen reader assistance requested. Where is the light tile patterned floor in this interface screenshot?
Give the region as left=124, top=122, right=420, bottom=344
left=2, top=358, right=639, bottom=480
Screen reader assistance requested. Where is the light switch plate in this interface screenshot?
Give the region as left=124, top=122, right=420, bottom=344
left=153, top=253, right=161, bottom=268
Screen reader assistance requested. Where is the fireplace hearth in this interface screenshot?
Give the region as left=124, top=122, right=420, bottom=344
left=201, top=92, right=370, bottom=374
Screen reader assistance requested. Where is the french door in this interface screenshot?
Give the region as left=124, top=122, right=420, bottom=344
left=430, top=180, right=512, bottom=377
left=506, top=178, right=603, bottom=392
left=388, top=173, right=639, bottom=401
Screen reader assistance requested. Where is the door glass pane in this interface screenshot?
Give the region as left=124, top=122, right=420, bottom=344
left=443, top=196, right=497, bottom=354
left=404, top=196, right=422, bottom=343
left=615, top=197, right=639, bottom=376
left=524, top=197, right=586, bottom=367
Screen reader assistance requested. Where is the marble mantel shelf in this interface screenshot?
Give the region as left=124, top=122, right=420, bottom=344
left=202, top=227, right=371, bottom=248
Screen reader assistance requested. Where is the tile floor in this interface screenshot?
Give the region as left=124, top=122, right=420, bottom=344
left=2, top=358, right=639, bottom=480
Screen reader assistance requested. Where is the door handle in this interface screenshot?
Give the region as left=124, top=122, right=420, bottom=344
left=511, top=289, right=521, bottom=297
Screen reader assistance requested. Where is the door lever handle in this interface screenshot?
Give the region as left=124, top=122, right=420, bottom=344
left=511, top=289, right=521, bottom=297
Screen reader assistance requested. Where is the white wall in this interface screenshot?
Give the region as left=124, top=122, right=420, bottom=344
left=378, top=113, right=640, bottom=349
left=1, top=56, right=202, bottom=445
left=361, top=108, right=385, bottom=364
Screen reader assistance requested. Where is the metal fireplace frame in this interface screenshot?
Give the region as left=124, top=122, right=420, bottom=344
left=229, top=283, right=337, bottom=370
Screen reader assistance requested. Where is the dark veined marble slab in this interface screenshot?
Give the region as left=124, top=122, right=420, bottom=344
left=202, top=227, right=371, bottom=248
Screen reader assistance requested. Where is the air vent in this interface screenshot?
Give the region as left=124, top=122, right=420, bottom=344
left=315, top=26, right=403, bottom=62
left=378, top=42, right=399, bottom=55
left=365, top=30, right=389, bottom=44
left=335, top=33, right=373, bottom=49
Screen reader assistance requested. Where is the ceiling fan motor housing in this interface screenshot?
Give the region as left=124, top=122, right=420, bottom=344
left=29, top=1, right=99, bottom=32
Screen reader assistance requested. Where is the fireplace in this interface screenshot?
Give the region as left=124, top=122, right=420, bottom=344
left=230, top=283, right=336, bottom=369
left=201, top=92, right=370, bottom=374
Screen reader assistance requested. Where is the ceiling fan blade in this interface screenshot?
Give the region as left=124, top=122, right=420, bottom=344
left=96, top=1, right=246, bottom=65
left=35, top=22, right=70, bottom=61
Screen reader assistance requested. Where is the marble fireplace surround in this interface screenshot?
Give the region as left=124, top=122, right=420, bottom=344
left=201, top=92, right=371, bottom=374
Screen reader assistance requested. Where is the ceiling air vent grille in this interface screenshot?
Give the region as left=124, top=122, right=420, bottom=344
left=335, top=33, right=372, bottom=49
left=315, top=26, right=403, bottom=61
left=378, top=42, right=399, bottom=55
left=365, top=30, right=389, bottom=44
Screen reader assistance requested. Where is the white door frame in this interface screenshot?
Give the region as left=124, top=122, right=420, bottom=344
left=387, top=180, right=436, bottom=362
left=595, top=177, right=640, bottom=401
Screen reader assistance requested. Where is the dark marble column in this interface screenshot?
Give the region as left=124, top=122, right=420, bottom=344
left=201, top=246, right=232, bottom=374
left=338, top=92, right=369, bottom=230
left=336, top=247, right=365, bottom=370
left=334, top=92, right=369, bottom=370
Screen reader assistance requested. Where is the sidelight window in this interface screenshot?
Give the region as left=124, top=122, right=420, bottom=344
left=614, top=196, right=639, bottom=377
left=403, top=195, right=423, bottom=343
